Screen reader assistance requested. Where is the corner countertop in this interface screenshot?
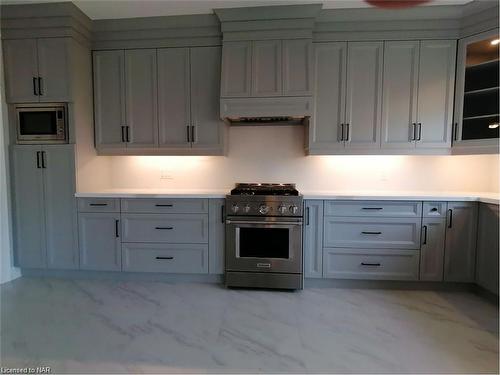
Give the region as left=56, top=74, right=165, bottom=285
left=75, top=189, right=500, bottom=205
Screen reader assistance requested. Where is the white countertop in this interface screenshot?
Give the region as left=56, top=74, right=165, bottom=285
left=75, top=189, right=500, bottom=205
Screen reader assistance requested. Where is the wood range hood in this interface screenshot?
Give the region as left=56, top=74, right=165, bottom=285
left=215, top=4, right=321, bottom=125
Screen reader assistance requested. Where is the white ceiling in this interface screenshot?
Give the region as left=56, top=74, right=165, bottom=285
left=1, top=0, right=474, bottom=20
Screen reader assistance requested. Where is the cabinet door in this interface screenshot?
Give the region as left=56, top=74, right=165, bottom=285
left=444, top=202, right=478, bottom=282
left=283, top=39, right=313, bottom=96
left=124, top=49, right=158, bottom=148
left=78, top=213, right=121, bottom=271
left=221, top=41, right=252, bottom=97
left=93, top=50, right=126, bottom=149
left=208, top=199, right=225, bottom=274
left=416, top=40, right=456, bottom=149
left=475, top=203, right=499, bottom=295
left=190, top=47, right=224, bottom=151
left=3, top=39, right=39, bottom=103
left=344, top=42, right=383, bottom=149
left=381, top=41, right=419, bottom=149
left=420, top=218, right=446, bottom=281
left=309, top=42, right=347, bottom=151
left=304, top=200, right=324, bottom=278
left=252, top=40, right=282, bottom=97
left=11, top=146, right=46, bottom=268
left=37, top=38, right=71, bottom=102
left=42, top=145, right=78, bottom=269
left=157, top=48, right=191, bottom=148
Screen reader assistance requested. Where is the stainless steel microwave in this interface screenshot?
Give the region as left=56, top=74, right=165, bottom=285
left=15, top=104, right=68, bottom=144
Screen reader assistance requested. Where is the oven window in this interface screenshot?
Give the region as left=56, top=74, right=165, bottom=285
left=19, top=111, right=57, bottom=135
left=239, top=227, right=289, bottom=259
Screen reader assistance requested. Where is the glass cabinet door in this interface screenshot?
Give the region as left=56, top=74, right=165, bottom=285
left=455, top=29, right=500, bottom=145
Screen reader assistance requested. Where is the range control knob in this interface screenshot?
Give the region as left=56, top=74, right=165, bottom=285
left=289, top=205, right=299, bottom=214
left=243, top=204, right=251, bottom=213
left=231, top=204, right=240, bottom=213
left=278, top=205, right=288, bottom=214
left=259, top=204, right=270, bottom=215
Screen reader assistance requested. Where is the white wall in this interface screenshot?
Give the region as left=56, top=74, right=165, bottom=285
left=0, top=38, right=20, bottom=284
left=101, top=125, right=500, bottom=193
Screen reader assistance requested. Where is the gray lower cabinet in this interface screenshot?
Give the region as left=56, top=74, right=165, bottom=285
left=323, top=248, right=419, bottom=280
left=419, top=218, right=446, bottom=281
left=122, top=243, right=208, bottom=274
left=303, top=200, right=323, bottom=278
left=11, top=145, right=77, bottom=269
left=78, top=212, right=121, bottom=271
left=475, top=203, right=499, bottom=295
left=444, top=202, right=478, bottom=282
left=208, top=199, right=225, bottom=274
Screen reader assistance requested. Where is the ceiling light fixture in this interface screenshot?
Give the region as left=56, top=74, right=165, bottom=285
left=490, top=39, right=500, bottom=46
left=488, top=123, right=499, bottom=129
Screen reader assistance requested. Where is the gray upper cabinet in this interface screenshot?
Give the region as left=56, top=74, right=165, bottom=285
left=344, top=42, right=383, bottom=150
left=11, top=145, right=46, bottom=268
left=252, top=40, right=282, bottom=97
left=190, top=46, right=224, bottom=151
left=124, top=49, right=158, bottom=148
left=3, top=37, right=71, bottom=103
left=3, top=39, right=39, bottom=103
left=309, top=42, right=347, bottom=151
left=444, top=202, right=478, bottom=282
left=93, top=50, right=126, bottom=148
left=381, top=41, right=420, bottom=149
left=416, top=40, right=456, bottom=149
left=221, top=41, right=252, bottom=97
left=11, top=145, right=77, bottom=269
left=419, top=217, right=446, bottom=281
left=283, top=39, right=313, bottom=96
left=475, top=203, right=499, bottom=295
left=303, top=200, right=324, bottom=278
left=42, top=145, right=78, bottom=269
left=78, top=212, right=121, bottom=271
left=158, top=47, right=191, bottom=148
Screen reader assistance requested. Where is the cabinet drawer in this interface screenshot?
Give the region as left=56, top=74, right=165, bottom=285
left=323, top=248, right=419, bottom=280
left=324, top=217, right=421, bottom=249
left=121, top=198, right=208, bottom=214
left=121, top=214, right=208, bottom=243
left=423, top=201, right=447, bottom=218
left=122, top=243, right=208, bottom=274
left=77, top=198, right=120, bottom=213
left=324, top=200, right=422, bottom=218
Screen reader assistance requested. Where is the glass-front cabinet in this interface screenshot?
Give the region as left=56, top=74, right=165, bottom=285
left=454, top=29, right=500, bottom=152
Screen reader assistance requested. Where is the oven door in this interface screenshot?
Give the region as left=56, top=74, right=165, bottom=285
left=225, top=217, right=303, bottom=273
left=16, top=106, right=67, bottom=144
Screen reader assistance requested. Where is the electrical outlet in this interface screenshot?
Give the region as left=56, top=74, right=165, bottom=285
left=160, top=169, right=173, bottom=180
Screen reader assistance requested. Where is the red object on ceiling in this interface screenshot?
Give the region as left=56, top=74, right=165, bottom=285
left=365, top=0, right=432, bottom=8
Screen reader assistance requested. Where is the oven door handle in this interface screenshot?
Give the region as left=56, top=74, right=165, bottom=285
left=226, top=219, right=303, bottom=226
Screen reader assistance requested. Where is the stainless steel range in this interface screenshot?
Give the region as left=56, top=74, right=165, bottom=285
left=225, top=183, right=303, bottom=290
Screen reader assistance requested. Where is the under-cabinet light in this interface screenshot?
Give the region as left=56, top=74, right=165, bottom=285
left=488, top=123, right=499, bottom=129
left=490, top=39, right=500, bottom=46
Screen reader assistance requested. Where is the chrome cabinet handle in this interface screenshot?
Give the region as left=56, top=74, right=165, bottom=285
left=362, top=207, right=383, bottom=210
left=155, top=204, right=173, bottom=207
left=38, top=77, right=43, bottom=96
left=121, top=126, right=126, bottom=142
left=447, top=209, right=453, bottom=228
left=89, top=203, right=108, bottom=206
left=115, top=219, right=119, bottom=238
left=191, top=125, right=196, bottom=143
left=306, top=207, right=310, bottom=226
left=156, top=256, right=174, bottom=260
left=186, top=125, right=191, bottom=143
left=33, top=77, right=38, bottom=96
left=345, top=123, right=350, bottom=142
left=340, top=123, right=344, bottom=141
left=41, top=151, right=46, bottom=169
left=155, top=226, right=173, bottom=230
left=257, top=263, right=271, bottom=268
left=226, top=219, right=302, bottom=226
left=417, top=122, right=422, bottom=141
left=36, top=151, right=41, bottom=169
left=410, top=123, right=416, bottom=141
left=361, top=262, right=381, bottom=267
left=361, top=231, right=382, bottom=235
left=126, top=126, right=130, bottom=143
left=422, top=225, right=428, bottom=245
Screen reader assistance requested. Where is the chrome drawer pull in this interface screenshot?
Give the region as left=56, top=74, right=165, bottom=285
left=155, top=204, right=173, bottom=207
left=361, top=262, right=381, bottom=267
left=257, top=263, right=271, bottom=268
left=155, top=226, right=173, bottom=230
left=361, top=207, right=383, bottom=210
left=361, top=231, right=382, bottom=235
left=156, top=256, right=174, bottom=260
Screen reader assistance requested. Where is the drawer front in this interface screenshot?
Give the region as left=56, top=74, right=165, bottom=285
left=323, top=248, right=419, bottom=280
left=324, top=200, right=422, bottom=218
left=122, top=243, right=208, bottom=274
left=324, top=217, right=421, bottom=249
left=121, top=198, right=208, bottom=214
left=423, top=201, right=447, bottom=218
left=77, top=198, right=120, bottom=213
left=122, top=214, right=208, bottom=243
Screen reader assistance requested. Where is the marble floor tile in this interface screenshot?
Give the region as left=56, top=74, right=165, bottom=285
left=1, top=277, right=498, bottom=374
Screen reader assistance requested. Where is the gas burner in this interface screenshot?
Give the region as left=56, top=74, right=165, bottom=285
left=230, top=183, right=299, bottom=196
